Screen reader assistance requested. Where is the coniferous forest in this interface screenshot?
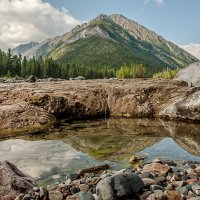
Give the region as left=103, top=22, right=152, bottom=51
left=0, top=49, right=148, bottom=79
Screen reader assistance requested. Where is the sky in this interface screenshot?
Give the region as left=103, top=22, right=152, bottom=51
left=0, top=0, right=200, bottom=51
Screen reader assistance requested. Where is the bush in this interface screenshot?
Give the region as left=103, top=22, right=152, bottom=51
left=153, top=68, right=180, bottom=79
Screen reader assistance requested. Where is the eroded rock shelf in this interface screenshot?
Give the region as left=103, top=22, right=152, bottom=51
left=0, top=79, right=199, bottom=135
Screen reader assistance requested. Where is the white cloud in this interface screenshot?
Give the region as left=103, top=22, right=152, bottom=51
left=155, top=0, right=165, bottom=6
left=144, top=0, right=165, bottom=7
left=0, top=0, right=80, bottom=51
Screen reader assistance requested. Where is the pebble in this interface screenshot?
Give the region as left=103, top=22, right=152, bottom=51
left=13, top=160, right=200, bottom=200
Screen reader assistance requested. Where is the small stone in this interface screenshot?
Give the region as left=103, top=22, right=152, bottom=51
left=70, top=186, right=80, bottom=194
left=188, top=173, right=199, bottom=179
left=49, top=190, right=63, bottom=200
left=59, top=183, right=66, bottom=188
left=170, top=174, right=181, bottom=182
left=182, top=175, right=189, bottom=181
left=140, top=172, right=155, bottom=179
left=47, top=184, right=58, bottom=191
left=79, top=184, right=90, bottom=192
left=139, top=191, right=152, bottom=200
left=186, top=191, right=196, bottom=199
left=150, top=185, right=164, bottom=192
left=187, top=168, right=195, bottom=174
left=77, top=191, right=95, bottom=200
left=172, top=181, right=184, bottom=188
left=192, top=184, right=200, bottom=195
left=142, top=178, right=155, bottom=187
left=165, top=190, right=182, bottom=200
left=165, top=184, right=174, bottom=191
left=185, top=179, right=199, bottom=184
left=143, top=163, right=171, bottom=174
left=80, top=178, right=87, bottom=184
left=147, top=190, right=164, bottom=200
left=176, top=186, right=188, bottom=195
left=154, top=175, right=166, bottom=184
left=66, top=178, right=72, bottom=185
left=73, top=180, right=81, bottom=187
left=33, top=187, right=39, bottom=192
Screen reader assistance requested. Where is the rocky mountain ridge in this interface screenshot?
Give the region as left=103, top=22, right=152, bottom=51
left=13, top=14, right=197, bottom=74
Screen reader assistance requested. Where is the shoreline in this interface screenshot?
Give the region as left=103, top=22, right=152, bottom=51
left=1, top=159, right=200, bottom=200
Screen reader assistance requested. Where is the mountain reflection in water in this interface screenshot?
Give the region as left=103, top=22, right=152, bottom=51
left=0, top=118, right=200, bottom=185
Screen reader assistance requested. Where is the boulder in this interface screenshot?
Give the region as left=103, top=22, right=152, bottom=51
left=0, top=161, right=36, bottom=200
left=27, top=75, right=36, bottom=83
left=96, top=172, right=144, bottom=200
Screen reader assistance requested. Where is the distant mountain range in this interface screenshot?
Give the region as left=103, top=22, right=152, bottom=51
left=13, top=14, right=197, bottom=74
left=13, top=42, right=39, bottom=56
left=180, top=44, right=200, bottom=60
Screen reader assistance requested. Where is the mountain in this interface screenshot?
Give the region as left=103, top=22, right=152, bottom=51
left=180, top=44, right=200, bottom=59
left=13, top=14, right=197, bottom=74
left=12, top=42, right=39, bottom=55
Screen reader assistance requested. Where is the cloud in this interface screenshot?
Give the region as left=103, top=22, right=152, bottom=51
left=155, top=0, right=165, bottom=6
left=0, top=0, right=80, bottom=51
left=144, top=0, right=165, bottom=7
left=180, top=43, right=200, bottom=59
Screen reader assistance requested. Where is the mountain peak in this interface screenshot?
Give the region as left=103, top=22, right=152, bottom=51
left=94, top=14, right=109, bottom=20
left=109, top=14, right=127, bottom=20
left=12, top=14, right=197, bottom=73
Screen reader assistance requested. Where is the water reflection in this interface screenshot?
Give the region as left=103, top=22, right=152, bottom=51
left=1, top=118, right=200, bottom=185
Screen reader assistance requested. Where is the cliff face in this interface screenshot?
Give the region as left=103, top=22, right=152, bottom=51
left=0, top=79, right=200, bottom=135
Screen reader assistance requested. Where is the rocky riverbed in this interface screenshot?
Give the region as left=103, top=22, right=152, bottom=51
left=2, top=159, right=200, bottom=200
left=1, top=78, right=200, bottom=137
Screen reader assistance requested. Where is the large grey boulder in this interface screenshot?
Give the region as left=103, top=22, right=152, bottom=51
left=160, top=90, right=200, bottom=121
left=0, top=161, right=36, bottom=200
left=96, top=172, right=144, bottom=200
left=174, top=62, right=200, bottom=87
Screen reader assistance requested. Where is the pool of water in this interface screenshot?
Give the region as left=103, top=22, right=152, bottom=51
left=1, top=118, right=200, bottom=185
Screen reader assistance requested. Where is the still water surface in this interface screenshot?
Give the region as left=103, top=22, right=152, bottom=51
left=1, top=118, right=200, bottom=185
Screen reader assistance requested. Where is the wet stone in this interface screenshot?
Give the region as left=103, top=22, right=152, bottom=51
left=176, top=186, right=188, bottom=195
left=150, top=185, right=164, bottom=192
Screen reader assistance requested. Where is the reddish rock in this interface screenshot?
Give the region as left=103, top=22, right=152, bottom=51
left=185, top=179, right=199, bottom=184
left=143, top=163, right=171, bottom=174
